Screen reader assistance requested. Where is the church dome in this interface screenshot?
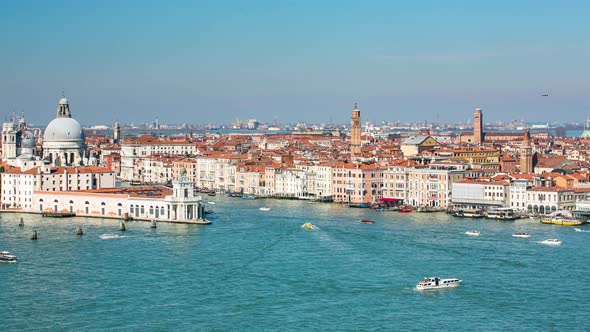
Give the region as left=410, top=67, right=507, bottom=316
left=59, top=97, right=68, bottom=105
left=43, top=117, right=85, bottom=142
left=21, top=130, right=36, bottom=148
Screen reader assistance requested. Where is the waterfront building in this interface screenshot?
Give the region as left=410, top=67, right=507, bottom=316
left=382, top=160, right=419, bottom=205
left=451, top=179, right=510, bottom=210
left=332, top=162, right=382, bottom=205
left=294, top=162, right=334, bottom=201
left=509, top=177, right=533, bottom=211
left=274, top=168, right=306, bottom=198
left=406, top=161, right=468, bottom=208
left=1, top=165, right=115, bottom=210
left=350, top=104, right=362, bottom=156
left=526, top=186, right=575, bottom=214
left=32, top=169, right=204, bottom=221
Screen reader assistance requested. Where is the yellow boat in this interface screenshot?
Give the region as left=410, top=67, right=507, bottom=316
left=540, top=216, right=583, bottom=226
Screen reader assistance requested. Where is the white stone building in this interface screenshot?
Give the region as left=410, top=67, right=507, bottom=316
left=1, top=165, right=115, bottom=210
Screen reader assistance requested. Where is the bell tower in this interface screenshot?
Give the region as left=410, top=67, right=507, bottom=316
left=351, top=103, right=362, bottom=155
left=520, top=129, right=533, bottom=174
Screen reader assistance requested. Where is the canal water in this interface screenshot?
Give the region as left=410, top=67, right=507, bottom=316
left=1, top=197, right=589, bottom=331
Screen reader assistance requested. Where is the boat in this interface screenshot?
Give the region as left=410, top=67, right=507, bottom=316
left=486, top=208, right=520, bottom=221
left=539, top=239, right=562, bottom=246
left=465, top=230, right=480, bottom=236
left=512, top=232, right=531, bottom=238
left=242, top=195, right=257, bottom=200
left=99, top=233, right=120, bottom=240
left=0, top=251, right=17, bottom=263
left=259, top=207, right=271, bottom=211
left=207, top=192, right=216, bottom=196
left=574, top=228, right=590, bottom=233
left=416, top=277, right=462, bottom=290
left=454, top=209, right=484, bottom=218
left=301, top=222, right=318, bottom=230
left=400, top=207, right=413, bottom=213
left=361, top=219, right=375, bottom=224
left=208, top=201, right=216, bottom=205
left=540, top=216, right=583, bottom=226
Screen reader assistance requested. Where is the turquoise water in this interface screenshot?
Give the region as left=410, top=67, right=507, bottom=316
left=1, top=197, right=590, bottom=331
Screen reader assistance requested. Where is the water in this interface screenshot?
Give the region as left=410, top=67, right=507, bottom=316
left=2, top=198, right=590, bottom=331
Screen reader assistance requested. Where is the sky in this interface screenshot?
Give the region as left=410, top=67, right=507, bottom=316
left=1, top=0, right=589, bottom=126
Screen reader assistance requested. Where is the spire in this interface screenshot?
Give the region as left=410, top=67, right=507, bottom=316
left=354, top=102, right=358, bottom=110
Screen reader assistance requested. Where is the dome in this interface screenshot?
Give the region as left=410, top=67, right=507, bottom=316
left=59, top=97, right=68, bottom=105
left=43, top=117, right=85, bottom=142
left=21, top=130, right=36, bottom=148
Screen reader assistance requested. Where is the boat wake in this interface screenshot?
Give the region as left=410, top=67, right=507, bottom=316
left=574, top=228, right=590, bottom=233
left=99, top=234, right=131, bottom=240
left=301, top=222, right=319, bottom=230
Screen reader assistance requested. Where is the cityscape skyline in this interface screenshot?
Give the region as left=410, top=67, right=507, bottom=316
left=2, top=1, right=589, bottom=124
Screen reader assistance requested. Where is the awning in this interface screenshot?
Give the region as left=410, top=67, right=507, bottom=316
left=379, top=198, right=400, bottom=202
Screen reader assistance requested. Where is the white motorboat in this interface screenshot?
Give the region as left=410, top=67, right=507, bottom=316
left=208, top=201, right=216, bottom=205
left=465, top=230, right=480, bottom=236
left=99, top=233, right=120, bottom=240
left=0, top=251, right=17, bottom=263
left=259, top=207, right=271, bottom=211
left=416, top=277, right=462, bottom=290
left=574, top=228, right=590, bottom=233
left=512, top=232, right=531, bottom=238
left=539, top=239, right=562, bottom=246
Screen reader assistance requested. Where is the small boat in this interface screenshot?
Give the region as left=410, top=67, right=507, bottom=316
left=512, top=232, right=531, bottom=238
left=31, top=230, right=38, bottom=240
left=207, top=192, right=216, bottom=196
left=0, top=251, right=17, bottom=263
left=150, top=220, right=157, bottom=229
left=208, top=201, right=216, bottom=205
left=18, top=217, right=24, bottom=227
left=361, top=219, right=375, bottom=224
left=416, top=277, right=462, bottom=290
left=400, top=206, right=413, bottom=213
left=259, top=207, right=271, bottom=211
left=242, top=195, right=257, bottom=200
left=99, top=233, right=120, bottom=240
left=119, top=222, right=126, bottom=231
left=540, top=216, right=583, bottom=226
left=465, top=230, right=480, bottom=236
left=574, top=228, right=590, bottom=233
left=76, top=226, right=84, bottom=236
left=301, top=222, right=317, bottom=230
left=540, top=239, right=562, bottom=246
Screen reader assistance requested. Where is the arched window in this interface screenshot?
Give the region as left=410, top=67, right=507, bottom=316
left=149, top=206, right=154, bottom=215
left=140, top=205, right=145, bottom=214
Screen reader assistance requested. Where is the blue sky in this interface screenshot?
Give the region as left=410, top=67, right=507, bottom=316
left=1, top=0, right=589, bottom=126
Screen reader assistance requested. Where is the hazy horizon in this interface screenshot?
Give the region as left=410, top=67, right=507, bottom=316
left=2, top=1, right=589, bottom=125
